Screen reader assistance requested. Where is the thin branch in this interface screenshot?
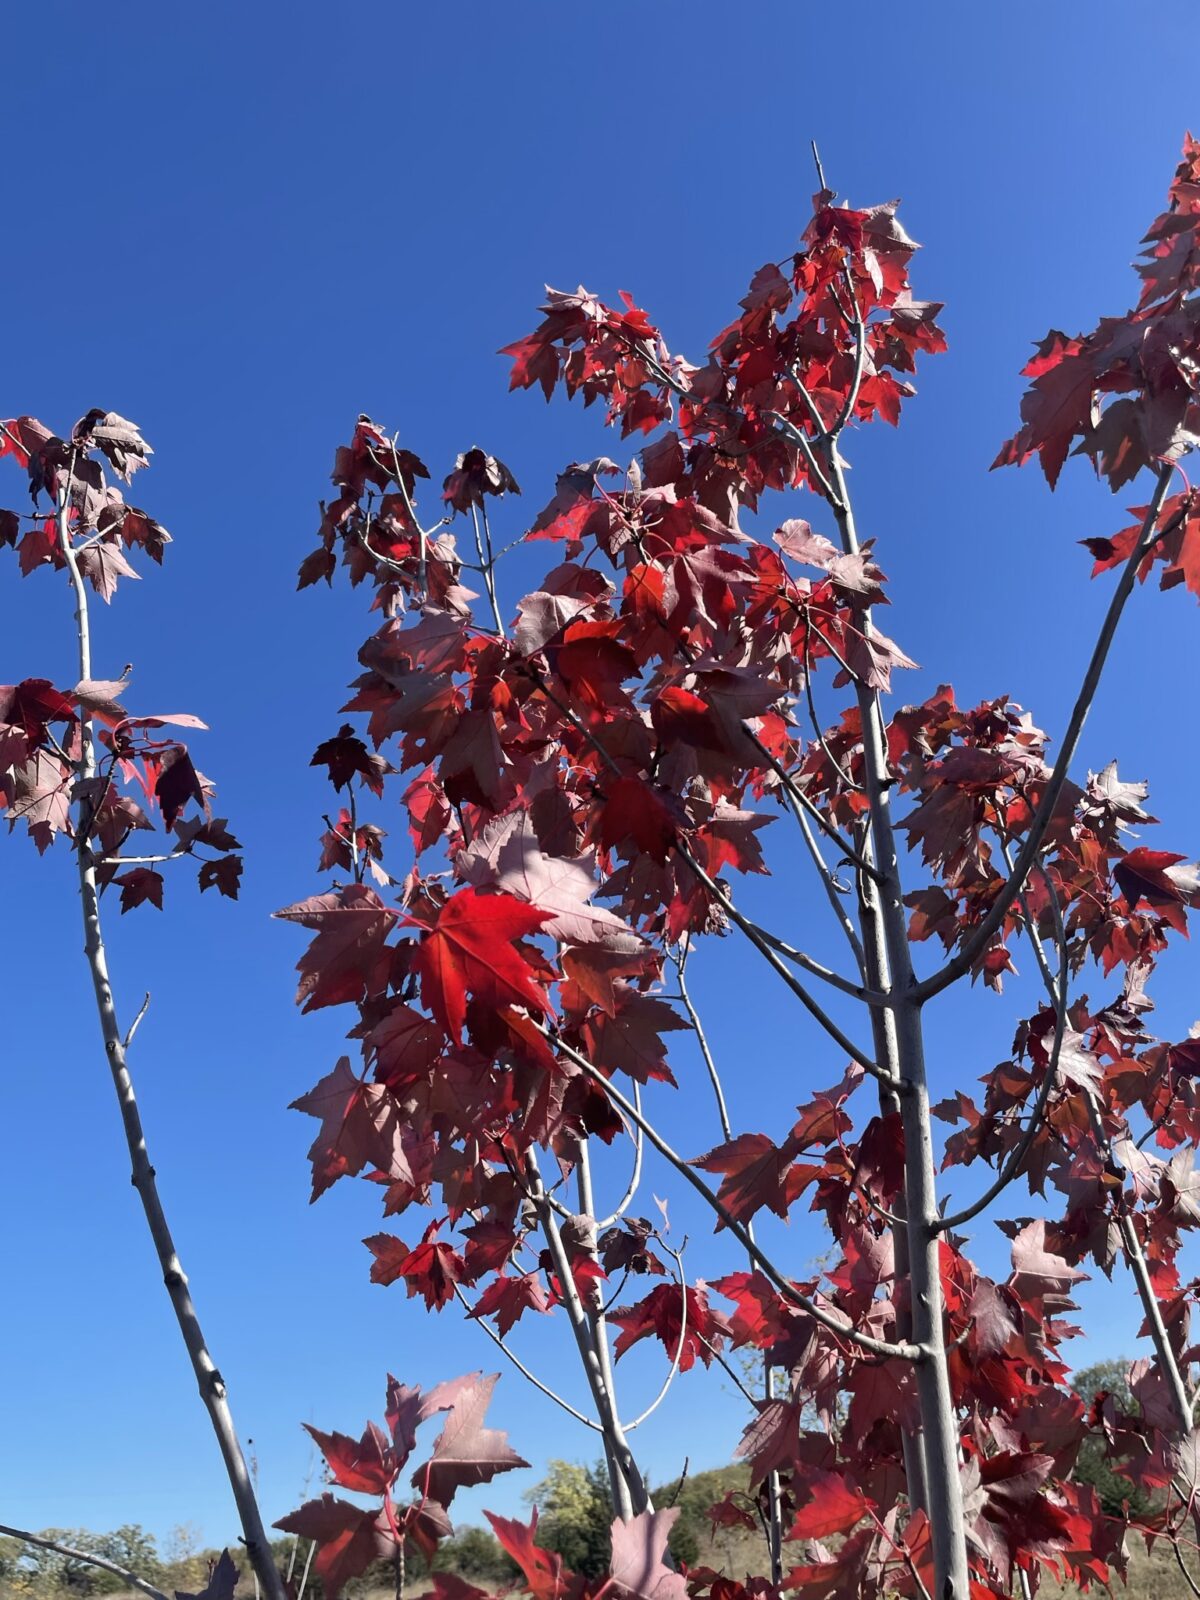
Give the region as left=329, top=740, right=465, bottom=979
left=0, top=1526, right=170, bottom=1600
left=527, top=1152, right=649, bottom=1517
left=538, top=1023, right=923, bottom=1363
left=451, top=1282, right=602, bottom=1431
left=740, top=722, right=881, bottom=881
left=673, top=838, right=892, bottom=1083
left=99, top=850, right=190, bottom=866
left=801, top=611, right=865, bottom=793
left=597, top=1081, right=645, bottom=1230
left=675, top=940, right=734, bottom=1140
left=915, top=461, right=1180, bottom=1003
left=123, top=991, right=151, bottom=1051
left=623, top=1240, right=689, bottom=1431
left=696, top=1334, right=758, bottom=1406
left=826, top=266, right=869, bottom=439
left=790, top=799, right=868, bottom=976
left=469, top=504, right=505, bottom=634
left=296, top=1541, right=316, bottom=1600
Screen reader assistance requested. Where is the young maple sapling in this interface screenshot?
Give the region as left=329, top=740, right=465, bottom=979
left=0, top=414, right=281, bottom=1600
left=281, top=139, right=1200, bottom=1600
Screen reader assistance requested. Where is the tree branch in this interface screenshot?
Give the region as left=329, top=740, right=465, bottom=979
left=936, top=862, right=1070, bottom=1233
left=450, top=1282, right=602, bottom=1431
left=672, top=838, right=892, bottom=1082
left=623, top=1240, right=689, bottom=1431
left=538, top=1023, right=923, bottom=1363
left=597, top=1082, right=645, bottom=1230
left=526, top=1152, right=650, bottom=1517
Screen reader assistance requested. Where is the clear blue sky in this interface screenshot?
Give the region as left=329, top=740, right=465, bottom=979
left=2, top=0, right=1199, bottom=1554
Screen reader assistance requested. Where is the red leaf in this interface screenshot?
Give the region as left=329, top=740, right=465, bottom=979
left=291, top=1058, right=409, bottom=1200
left=411, top=887, right=552, bottom=1043
left=276, top=885, right=396, bottom=1013
left=484, top=1512, right=567, bottom=1600
left=788, top=1469, right=875, bottom=1539
left=469, top=1272, right=552, bottom=1337
left=409, top=1372, right=529, bottom=1506
left=114, top=867, right=163, bottom=912
left=303, top=1420, right=397, bottom=1495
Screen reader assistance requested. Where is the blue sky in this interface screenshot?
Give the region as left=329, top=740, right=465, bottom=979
left=2, top=0, right=1199, bottom=1555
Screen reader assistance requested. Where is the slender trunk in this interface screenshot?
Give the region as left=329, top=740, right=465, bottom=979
left=828, top=455, right=969, bottom=1598
left=57, top=486, right=285, bottom=1600
left=574, top=1141, right=650, bottom=1519
left=854, top=827, right=930, bottom=1517
left=525, top=1154, right=650, bottom=1516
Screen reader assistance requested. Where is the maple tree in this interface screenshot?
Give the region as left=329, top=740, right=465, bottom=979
left=279, top=132, right=1200, bottom=1600
left=0, top=417, right=278, bottom=1600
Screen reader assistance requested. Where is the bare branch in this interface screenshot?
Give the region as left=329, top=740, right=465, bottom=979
left=526, top=1152, right=650, bottom=1516
left=597, top=1081, right=645, bottom=1230
left=55, top=474, right=287, bottom=1600
left=538, top=1023, right=923, bottom=1363
left=789, top=799, right=868, bottom=976
left=801, top=611, right=865, bottom=794
left=675, top=940, right=734, bottom=1141
left=740, top=721, right=881, bottom=882
left=673, top=838, right=892, bottom=1083
left=123, top=991, right=151, bottom=1052
left=450, top=1282, right=602, bottom=1431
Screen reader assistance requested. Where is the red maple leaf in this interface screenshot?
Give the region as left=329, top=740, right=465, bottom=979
left=484, top=1512, right=568, bottom=1600
left=409, top=1372, right=529, bottom=1506
left=411, top=887, right=552, bottom=1043
left=365, top=1222, right=465, bottom=1309
left=303, top=1420, right=397, bottom=1495
left=609, top=1510, right=688, bottom=1600
left=273, top=1496, right=395, bottom=1600
left=788, top=1468, right=876, bottom=1540
left=693, top=1133, right=817, bottom=1225
left=291, top=1058, right=410, bottom=1200
left=611, top=1283, right=729, bottom=1372
left=276, top=885, right=397, bottom=1013
left=468, top=1272, right=553, bottom=1337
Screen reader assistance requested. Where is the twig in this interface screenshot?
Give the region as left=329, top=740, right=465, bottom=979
left=789, top=799, right=868, bottom=976
left=673, top=838, right=892, bottom=1083
left=801, top=611, right=865, bottom=793
left=597, top=1082, right=645, bottom=1230
left=527, top=1152, right=650, bottom=1517
left=696, top=1334, right=759, bottom=1407
left=123, top=991, right=151, bottom=1051
left=935, top=856, right=1070, bottom=1233
left=740, top=722, right=881, bottom=881
left=451, top=1282, right=602, bottom=1430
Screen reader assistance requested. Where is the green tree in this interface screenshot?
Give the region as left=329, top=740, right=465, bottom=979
left=526, top=1460, right=613, bottom=1577
left=435, top=1527, right=518, bottom=1583
left=1072, top=1359, right=1151, bottom=1519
